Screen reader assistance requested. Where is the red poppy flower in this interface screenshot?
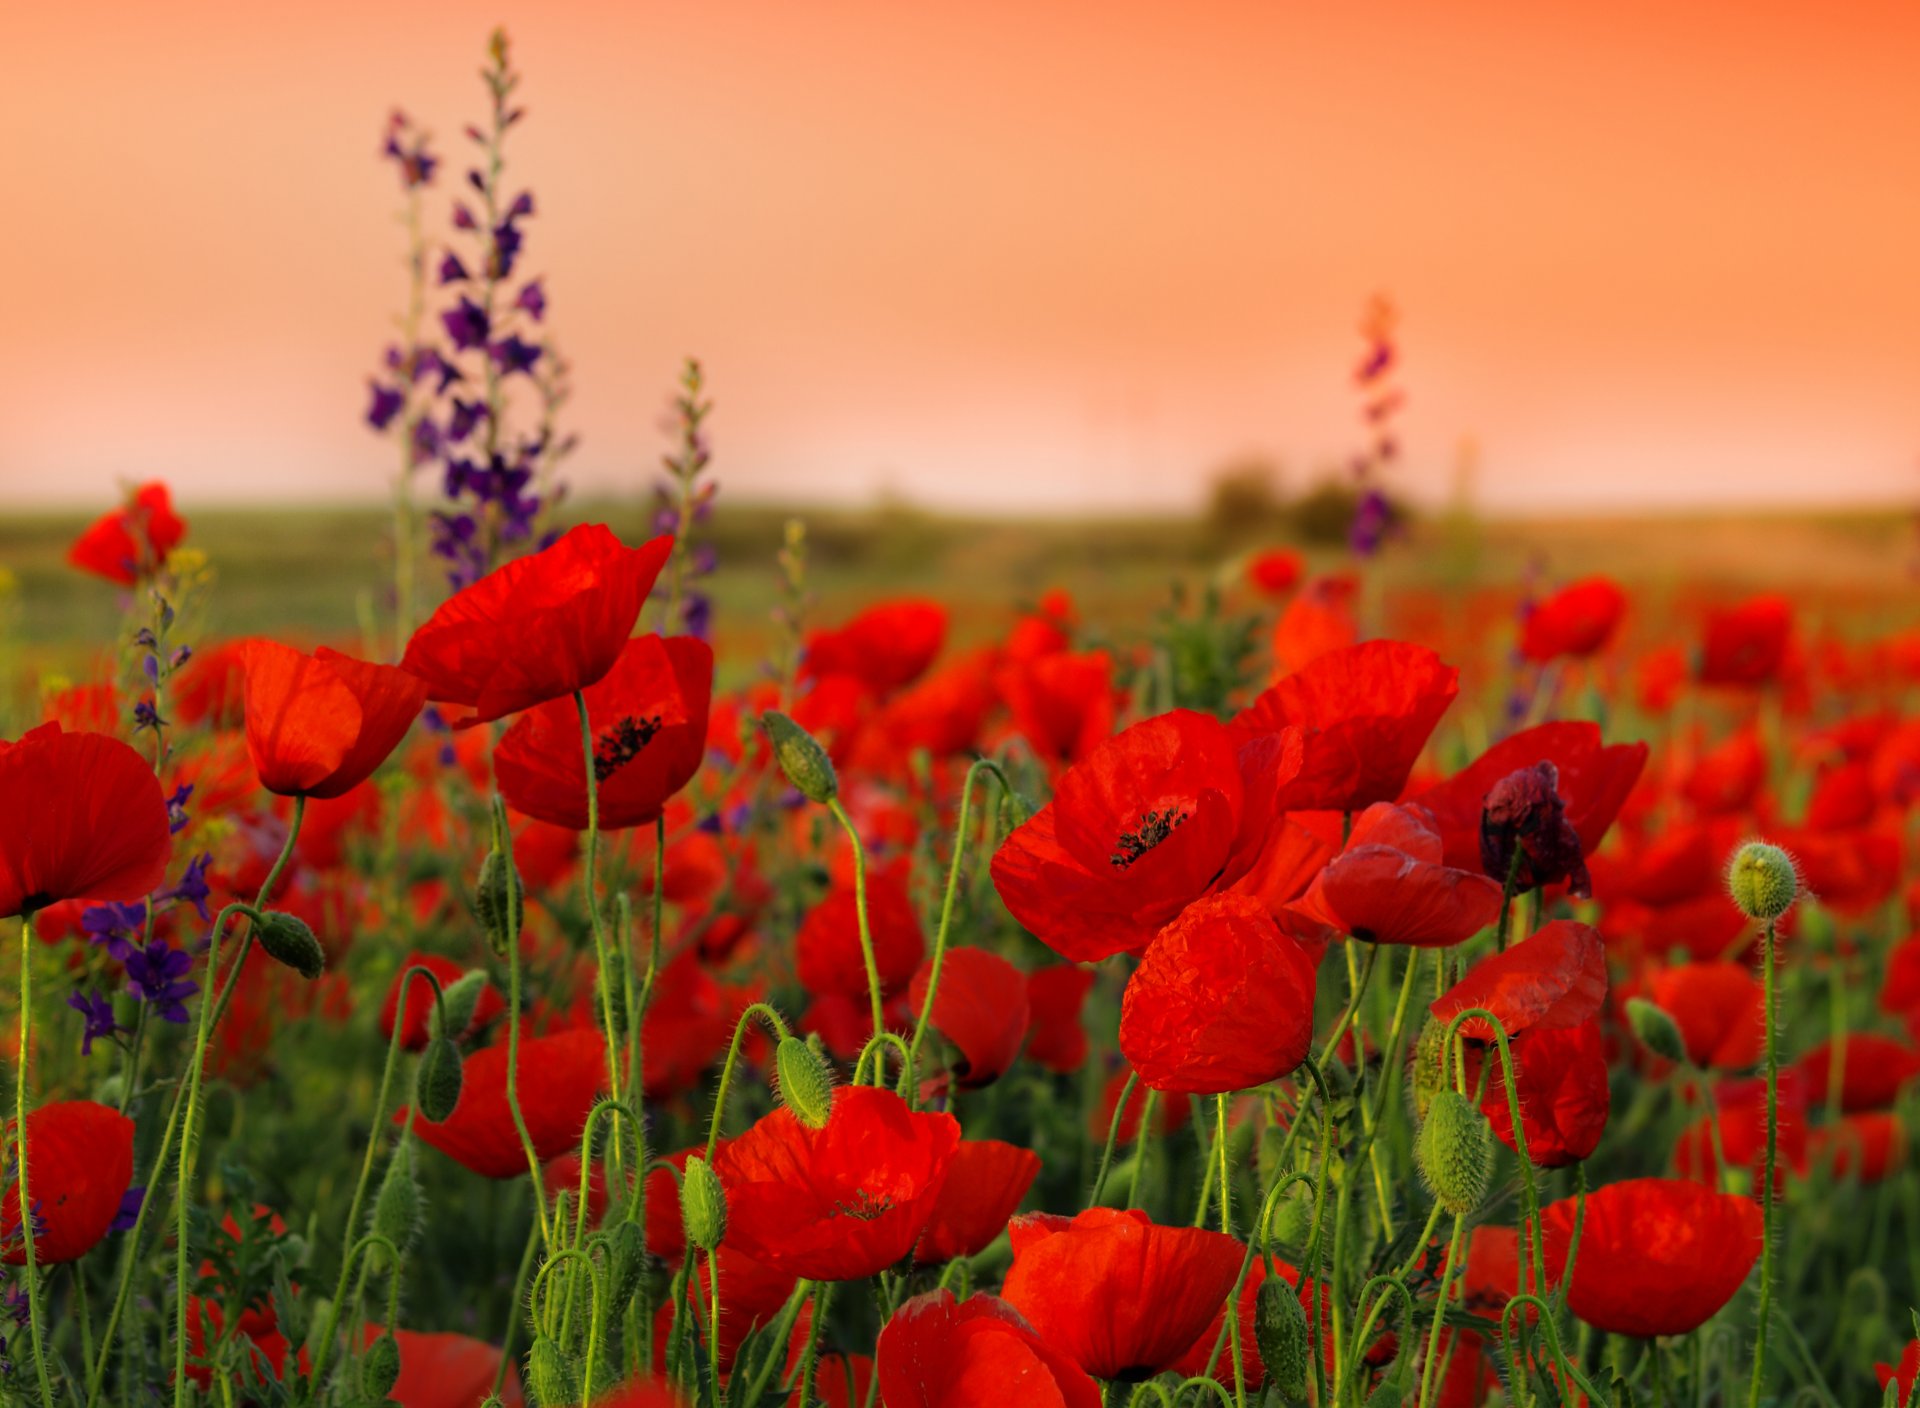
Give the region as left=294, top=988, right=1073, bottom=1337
left=991, top=710, right=1304, bottom=962
left=239, top=640, right=427, bottom=799
left=714, top=1085, right=960, bottom=1281
left=1280, top=803, right=1504, bottom=950
left=1000, top=1207, right=1243, bottom=1382
left=495, top=634, right=712, bottom=830
left=1464, top=1017, right=1611, bottom=1167
left=42, top=681, right=120, bottom=735
left=1674, top=1071, right=1810, bottom=1191
left=877, top=1290, right=1101, bottom=1408
left=1169, top=1257, right=1334, bottom=1389
left=1784, top=824, right=1901, bottom=915
left=400, top=524, right=670, bottom=728
left=914, top=1140, right=1042, bottom=1265
left=405, top=1028, right=607, bottom=1179
left=1430, top=919, right=1607, bottom=1042
left=1698, top=594, right=1793, bottom=686
left=1271, top=575, right=1359, bottom=675
left=804, top=599, right=947, bottom=697
left=998, top=649, right=1119, bottom=769
left=1539, top=1178, right=1761, bottom=1337
left=1024, top=965, right=1095, bottom=1073
left=0, top=722, right=172, bottom=920
left=1229, top=640, right=1458, bottom=812
left=1810, top=1111, right=1905, bottom=1183
left=67, top=481, right=186, bottom=585
left=1246, top=548, right=1303, bottom=597
left=1411, top=722, right=1648, bottom=876
left=796, top=868, right=925, bottom=1001
left=1806, top=760, right=1878, bottom=830
left=651, top=1241, right=799, bottom=1376
left=585, top=1380, right=686, bottom=1408
left=1520, top=577, right=1628, bottom=662
left=183, top=1298, right=308, bottom=1393
left=353, top=1327, right=524, bottom=1408
left=174, top=639, right=251, bottom=728
left=1795, top=1034, right=1920, bottom=1113
left=1, top=1100, right=135, bottom=1264
left=1681, top=728, right=1766, bottom=816
left=1648, top=962, right=1763, bottom=1069
left=791, top=1353, right=873, bottom=1408
left=872, top=650, right=999, bottom=760
left=379, top=953, right=505, bottom=1052
left=908, top=948, right=1030, bottom=1088
left=1120, top=893, right=1317, bottom=1095
left=1877, top=1340, right=1918, bottom=1402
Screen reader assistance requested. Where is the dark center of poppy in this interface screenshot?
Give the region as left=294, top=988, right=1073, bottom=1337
left=831, top=1189, right=896, bottom=1222
left=1109, top=807, right=1187, bottom=869
left=592, top=714, right=663, bottom=782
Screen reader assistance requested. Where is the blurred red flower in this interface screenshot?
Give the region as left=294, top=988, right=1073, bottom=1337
left=379, top=952, right=504, bottom=1052
left=67, top=481, right=186, bottom=585
left=804, top=599, right=947, bottom=697
left=353, top=1327, right=524, bottom=1407
left=908, top=948, right=1030, bottom=1088
left=1520, top=577, right=1627, bottom=662
left=876, top=1290, right=1100, bottom=1408
left=1024, top=965, right=1095, bottom=1073
left=914, top=1139, right=1042, bottom=1265
left=405, top=1027, right=607, bottom=1179
left=1, top=1100, right=135, bottom=1264
left=797, top=868, right=925, bottom=1002
left=1466, top=1017, right=1611, bottom=1167
left=1698, top=594, right=1793, bottom=686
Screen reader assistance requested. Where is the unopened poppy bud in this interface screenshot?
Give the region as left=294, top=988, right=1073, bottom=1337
left=525, top=1334, right=577, bottom=1408
left=998, top=783, right=1039, bottom=830
left=473, top=847, right=524, bottom=957
left=371, top=1144, right=422, bottom=1254
left=605, top=1219, right=650, bottom=1316
left=1266, top=1182, right=1313, bottom=1255
left=360, top=1332, right=402, bottom=1399
left=255, top=910, right=325, bottom=980
left=433, top=969, right=489, bottom=1040
left=761, top=711, right=837, bottom=804
left=417, top=1036, right=464, bottom=1123
left=1727, top=841, right=1798, bottom=921
left=1416, top=1089, right=1494, bottom=1216
left=1625, top=997, right=1688, bottom=1065
left=1253, top=1277, right=1310, bottom=1402
left=1408, top=1020, right=1450, bottom=1123
left=775, top=1035, right=836, bottom=1130
left=680, top=1154, right=728, bottom=1252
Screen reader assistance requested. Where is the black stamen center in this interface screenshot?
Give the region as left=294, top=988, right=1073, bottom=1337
left=1110, top=808, right=1188, bottom=869
left=832, top=1189, right=895, bottom=1222
left=593, top=714, right=663, bottom=782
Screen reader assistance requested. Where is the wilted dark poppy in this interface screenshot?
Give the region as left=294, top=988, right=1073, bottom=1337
left=1431, top=919, right=1607, bottom=1041
left=1412, top=721, right=1647, bottom=876
left=796, top=868, right=925, bottom=1001
left=804, top=599, right=947, bottom=697
left=991, top=710, right=1304, bottom=962
left=1464, top=1017, right=1611, bottom=1167
left=1479, top=761, right=1592, bottom=895
left=876, top=1290, right=1101, bottom=1408
left=1647, top=962, right=1763, bottom=1069
left=1229, top=639, right=1458, bottom=812
left=495, top=634, right=712, bottom=829
left=353, top=1327, right=524, bottom=1408
left=400, top=524, right=670, bottom=727
left=999, top=1207, right=1242, bottom=1383
left=239, top=640, right=427, bottom=799
left=405, top=1027, right=607, bottom=1179
left=1698, top=594, right=1793, bottom=686
left=379, top=952, right=504, bottom=1052
left=1, top=1100, right=135, bottom=1264
left=1120, top=893, right=1317, bottom=1094
left=1520, top=577, right=1627, bottom=662
left=1795, top=1034, right=1920, bottom=1112
left=1281, top=803, right=1504, bottom=950
left=68, top=481, right=186, bottom=585
left=908, top=948, right=1030, bottom=1088
left=1539, top=1178, right=1761, bottom=1337
left=1024, top=965, right=1095, bottom=1073
left=0, top=722, right=172, bottom=920
left=915, top=1139, right=1042, bottom=1265
left=713, top=1085, right=959, bottom=1281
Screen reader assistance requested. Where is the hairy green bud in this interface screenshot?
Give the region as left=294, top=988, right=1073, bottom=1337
left=416, top=1036, right=464, bottom=1124
left=525, top=1334, right=577, bottom=1408
left=370, top=1143, right=422, bottom=1255
left=1253, top=1276, right=1310, bottom=1402
left=433, top=969, right=490, bottom=1041
left=255, top=910, right=325, bottom=980
left=473, top=848, right=524, bottom=958
left=680, top=1154, right=728, bottom=1252
left=1416, top=1089, right=1494, bottom=1217
left=774, top=1035, right=836, bottom=1130
left=761, top=711, right=837, bottom=804
left=1625, top=997, right=1688, bottom=1065
left=604, top=1219, right=650, bottom=1318
left=1728, top=840, right=1798, bottom=921
left=359, top=1332, right=402, bottom=1399
left=1408, top=1019, right=1450, bottom=1123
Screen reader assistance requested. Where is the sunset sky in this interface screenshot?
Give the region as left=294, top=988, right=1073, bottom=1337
left=5, top=1, right=1918, bottom=515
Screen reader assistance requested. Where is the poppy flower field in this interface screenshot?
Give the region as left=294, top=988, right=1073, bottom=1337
left=8, top=28, right=1920, bottom=1408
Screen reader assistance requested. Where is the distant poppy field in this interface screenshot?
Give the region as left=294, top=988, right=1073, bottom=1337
left=8, top=27, right=1920, bottom=1408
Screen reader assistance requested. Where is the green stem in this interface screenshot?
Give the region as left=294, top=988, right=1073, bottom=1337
left=704, top=1003, right=791, bottom=1160
left=826, top=798, right=886, bottom=1045
left=14, top=915, right=57, bottom=1408
left=1747, top=918, right=1779, bottom=1408
left=793, top=1280, right=833, bottom=1405
left=576, top=692, right=630, bottom=1185
left=1088, top=1072, right=1139, bottom=1207
left=906, top=759, right=1001, bottom=1097
left=1214, top=1094, right=1246, bottom=1408
left=492, top=797, right=553, bottom=1245
left=492, top=1218, right=543, bottom=1398
left=1416, top=1213, right=1470, bottom=1408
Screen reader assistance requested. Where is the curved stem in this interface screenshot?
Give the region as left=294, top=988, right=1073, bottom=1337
left=530, top=1248, right=607, bottom=1406
left=905, top=758, right=1003, bottom=1094
left=704, top=1002, right=791, bottom=1160
left=493, top=797, right=552, bottom=1246
left=1748, top=918, right=1779, bottom=1408
left=1088, top=1072, right=1139, bottom=1207
left=825, top=798, right=885, bottom=1042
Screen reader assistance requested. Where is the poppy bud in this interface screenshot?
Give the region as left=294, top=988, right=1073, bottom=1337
left=680, top=1154, right=728, bottom=1252
left=417, top=1036, right=465, bottom=1123
left=255, top=910, right=326, bottom=980
left=371, top=1144, right=422, bottom=1255
left=1625, top=997, right=1688, bottom=1065
left=774, top=1035, right=836, bottom=1130
left=998, top=782, right=1039, bottom=830
left=1416, top=1089, right=1494, bottom=1216
left=761, top=710, right=837, bottom=804
left=525, top=1334, right=577, bottom=1408
left=433, top=969, right=490, bottom=1041
left=360, top=1332, right=402, bottom=1399
left=1265, top=1180, right=1314, bottom=1256
left=1368, top=1352, right=1413, bottom=1408
left=1727, top=840, right=1798, bottom=921
left=604, top=1219, right=650, bottom=1316
left=1408, top=1020, right=1450, bottom=1123
left=473, top=847, right=524, bottom=958
left=1253, top=1276, right=1310, bottom=1402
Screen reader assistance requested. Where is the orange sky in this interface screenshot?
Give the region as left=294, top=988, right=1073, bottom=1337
left=5, top=0, right=1918, bottom=514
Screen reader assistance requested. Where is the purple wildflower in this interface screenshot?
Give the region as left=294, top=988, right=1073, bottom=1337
left=366, top=382, right=405, bottom=431
left=110, top=1186, right=146, bottom=1233
left=166, top=782, right=194, bottom=834
left=489, top=334, right=541, bottom=376
left=438, top=251, right=470, bottom=284
left=124, top=940, right=198, bottom=1025
left=441, top=296, right=490, bottom=351
left=67, top=989, right=120, bottom=1055
left=515, top=280, right=546, bottom=320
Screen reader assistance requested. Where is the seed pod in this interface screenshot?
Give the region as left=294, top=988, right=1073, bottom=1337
left=359, top=1332, right=402, bottom=1399
left=1408, top=1019, right=1450, bottom=1123
left=1416, top=1089, right=1495, bottom=1217
left=525, top=1334, right=577, bottom=1408
left=1727, top=841, right=1798, bottom=921
left=416, top=1036, right=464, bottom=1123
left=774, top=1035, right=836, bottom=1130
left=1253, top=1277, right=1310, bottom=1403
left=1624, top=997, right=1688, bottom=1065
left=761, top=711, right=837, bottom=804
left=255, top=910, right=325, bottom=980
left=371, top=1144, right=422, bottom=1256
left=433, top=969, right=490, bottom=1041
left=1265, top=1182, right=1314, bottom=1257
left=680, top=1154, right=728, bottom=1252
left=604, top=1218, right=650, bottom=1317
left=473, top=847, right=524, bottom=957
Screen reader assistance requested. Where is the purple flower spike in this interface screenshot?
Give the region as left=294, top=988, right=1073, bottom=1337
left=438, top=252, right=470, bottom=284
left=67, top=989, right=120, bottom=1056
left=366, top=382, right=405, bottom=431
left=441, top=296, right=490, bottom=351
left=489, top=334, right=541, bottom=376
left=515, top=280, right=546, bottom=321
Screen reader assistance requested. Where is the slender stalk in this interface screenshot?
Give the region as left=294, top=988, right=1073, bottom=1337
left=793, top=1281, right=833, bottom=1405
left=826, top=798, right=886, bottom=1043
left=13, top=916, right=57, bottom=1408
left=492, top=1218, right=543, bottom=1398
left=704, top=1003, right=791, bottom=1161
left=1747, top=918, right=1780, bottom=1408
left=493, top=798, right=552, bottom=1245
left=906, top=759, right=1001, bottom=1095
left=575, top=693, right=629, bottom=1172
left=1088, top=1072, right=1139, bottom=1207
left=1215, top=1094, right=1246, bottom=1408
left=1416, top=1213, right=1471, bottom=1408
